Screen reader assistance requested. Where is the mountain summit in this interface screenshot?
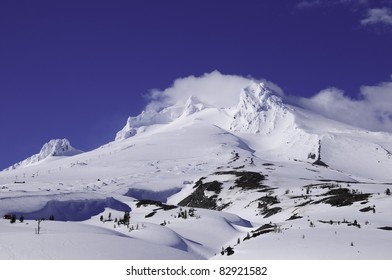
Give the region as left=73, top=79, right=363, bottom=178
left=115, top=81, right=287, bottom=140
left=4, top=138, right=83, bottom=171
left=230, top=82, right=289, bottom=134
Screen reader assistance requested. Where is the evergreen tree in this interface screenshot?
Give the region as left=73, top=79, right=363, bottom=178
left=19, top=215, right=24, bottom=223
left=189, top=208, right=195, bottom=217
left=226, top=246, right=234, bottom=256
left=123, top=211, right=130, bottom=225
left=10, top=214, right=16, bottom=224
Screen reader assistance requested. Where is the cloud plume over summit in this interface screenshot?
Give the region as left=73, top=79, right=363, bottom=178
left=144, top=71, right=392, bottom=133
left=145, top=71, right=252, bottom=110
left=298, top=78, right=392, bottom=133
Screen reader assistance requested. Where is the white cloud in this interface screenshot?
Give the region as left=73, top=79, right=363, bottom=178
left=295, top=0, right=368, bottom=9
left=144, top=71, right=392, bottom=133
left=298, top=79, right=392, bottom=132
left=295, top=1, right=392, bottom=32
left=145, top=71, right=272, bottom=111
left=361, top=7, right=392, bottom=26
left=296, top=0, right=322, bottom=9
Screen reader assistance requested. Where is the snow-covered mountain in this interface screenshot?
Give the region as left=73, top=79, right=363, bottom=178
left=115, top=81, right=392, bottom=180
left=1, top=80, right=391, bottom=260
left=4, top=138, right=83, bottom=171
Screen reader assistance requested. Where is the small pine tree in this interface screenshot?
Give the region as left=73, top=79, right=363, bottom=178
left=123, top=211, right=130, bottom=225
left=189, top=208, right=195, bottom=217
left=10, top=214, right=16, bottom=224
left=100, top=215, right=104, bottom=222
left=226, top=246, right=234, bottom=256
left=386, top=188, right=391, bottom=196
left=19, top=215, right=24, bottom=223
left=49, top=215, right=54, bottom=221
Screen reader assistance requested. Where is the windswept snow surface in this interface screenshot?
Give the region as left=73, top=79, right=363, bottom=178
left=1, top=81, right=392, bottom=259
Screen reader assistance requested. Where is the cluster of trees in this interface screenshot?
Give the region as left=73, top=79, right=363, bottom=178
left=6, top=214, right=54, bottom=224
left=221, top=246, right=234, bottom=256
left=5, top=214, right=50, bottom=235
left=7, top=214, right=24, bottom=224
left=100, top=211, right=132, bottom=229
left=100, top=212, right=112, bottom=222
left=176, top=207, right=197, bottom=219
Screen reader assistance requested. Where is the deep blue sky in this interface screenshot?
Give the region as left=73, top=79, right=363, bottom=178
left=1, top=0, right=392, bottom=169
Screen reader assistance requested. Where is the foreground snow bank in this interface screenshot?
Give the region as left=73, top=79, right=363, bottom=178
left=0, top=220, right=200, bottom=260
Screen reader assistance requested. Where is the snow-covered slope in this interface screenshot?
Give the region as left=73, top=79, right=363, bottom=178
left=115, top=95, right=207, bottom=140
left=4, top=138, right=83, bottom=171
left=230, top=82, right=290, bottom=134
left=1, top=81, right=391, bottom=260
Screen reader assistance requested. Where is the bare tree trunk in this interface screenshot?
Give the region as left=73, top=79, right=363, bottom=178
left=36, top=219, right=42, bottom=234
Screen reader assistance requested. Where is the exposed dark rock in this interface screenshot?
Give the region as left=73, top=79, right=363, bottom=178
left=262, top=207, right=282, bottom=218
left=215, top=171, right=267, bottom=190
left=178, top=180, right=223, bottom=209
left=244, top=224, right=276, bottom=241
left=136, top=200, right=177, bottom=211
left=312, top=186, right=371, bottom=207
left=313, top=158, right=328, bottom=167
left=179, top=171, right=267, bottom=210
left=378, top=226, right=392, bottom=231
left=287, top=213, right=303, bottom=221
left=359, top=206, right=375, bottom=212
